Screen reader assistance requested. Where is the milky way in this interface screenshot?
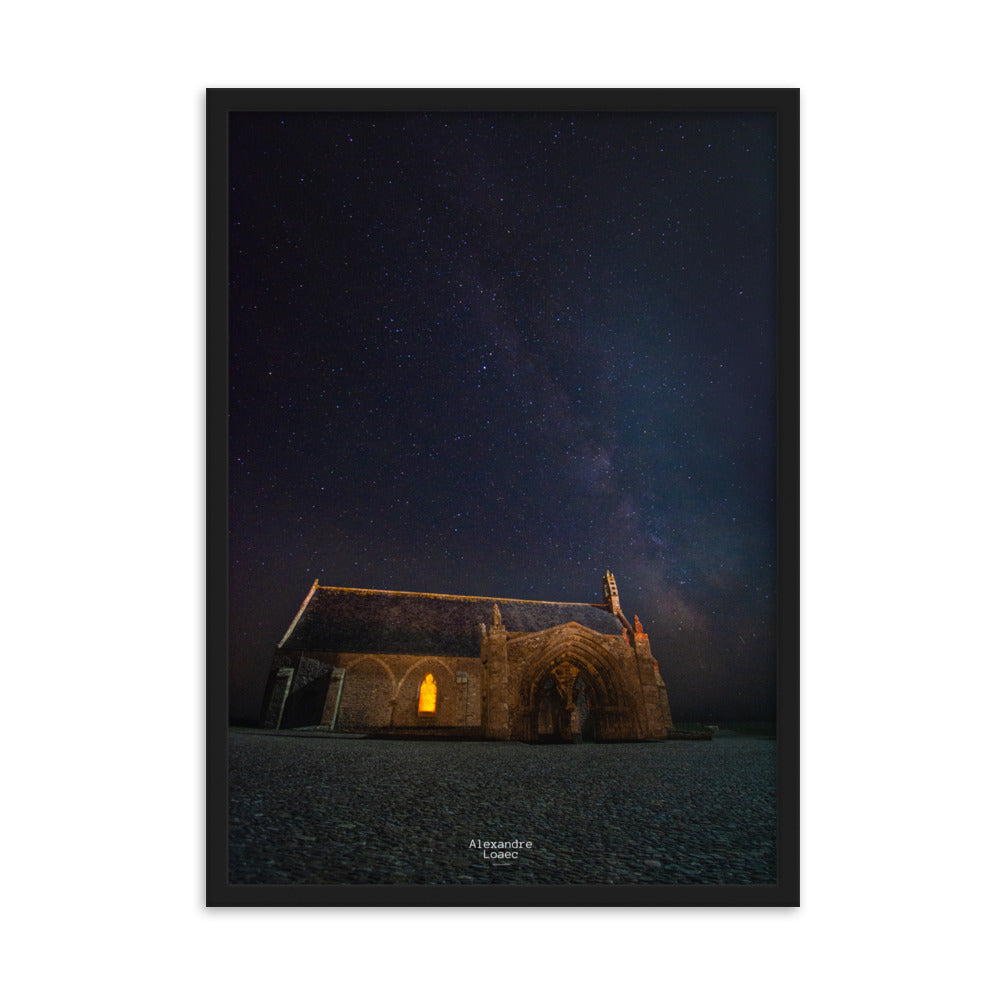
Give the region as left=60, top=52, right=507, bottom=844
left=226, top=109, right=779, bottom=722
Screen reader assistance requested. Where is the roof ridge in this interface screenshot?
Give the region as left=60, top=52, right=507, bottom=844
left=314, top=585, right=611, bottom=609
left=277, top=579, right=320, bottom=649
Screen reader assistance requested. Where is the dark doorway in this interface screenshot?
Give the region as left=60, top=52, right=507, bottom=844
left=531, top=672, right=591, bottom=743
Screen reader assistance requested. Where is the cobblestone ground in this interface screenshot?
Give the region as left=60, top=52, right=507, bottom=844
left=228, top=732, right=777, bottom=885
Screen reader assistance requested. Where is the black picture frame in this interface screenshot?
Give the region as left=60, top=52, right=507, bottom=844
left=207, top=87, right=799, bottom=907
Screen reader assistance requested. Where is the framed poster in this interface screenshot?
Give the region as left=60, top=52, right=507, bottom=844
left=207, top=88, right=799, bottom=906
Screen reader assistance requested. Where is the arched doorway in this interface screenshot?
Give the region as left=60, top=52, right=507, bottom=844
left=523, top=659, right=604, bottom=742
left=511, top=625, right=644, bottom=743
left=532, top=668, right=597, bottom=743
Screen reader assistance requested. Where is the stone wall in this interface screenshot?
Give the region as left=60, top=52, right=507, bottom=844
left=259, top=655, right=295, bottom=729
left=261, top=650, right=484, bottom=732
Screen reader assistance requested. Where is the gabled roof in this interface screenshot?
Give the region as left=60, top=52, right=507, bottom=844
left=278, top=583, right=623, bottom=657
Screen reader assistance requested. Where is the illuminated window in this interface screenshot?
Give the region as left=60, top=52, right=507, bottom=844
left=418, top=673, right=437, bottom=713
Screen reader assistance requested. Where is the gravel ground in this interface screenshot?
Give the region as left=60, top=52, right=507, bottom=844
left=228, top=731, right=777, bottom=885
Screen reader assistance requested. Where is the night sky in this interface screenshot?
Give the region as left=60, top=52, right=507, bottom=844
left=227, top=109, right=778, bottom=723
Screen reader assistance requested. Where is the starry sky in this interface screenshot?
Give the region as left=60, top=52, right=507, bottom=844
left=227, top=108, right=779, bottom=723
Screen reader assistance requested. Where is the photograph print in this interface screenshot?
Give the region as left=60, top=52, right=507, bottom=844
left=208, top=88, right=799, bottom=906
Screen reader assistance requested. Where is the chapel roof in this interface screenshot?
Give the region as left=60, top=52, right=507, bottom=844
left=278, top=583, right=623, bottom=657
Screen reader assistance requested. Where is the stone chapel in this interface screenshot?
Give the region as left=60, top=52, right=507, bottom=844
left=260, top=571, right=674, bottom=742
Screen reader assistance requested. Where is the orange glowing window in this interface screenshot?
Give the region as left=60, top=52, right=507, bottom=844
left=418, top=673, right=437, bottom=713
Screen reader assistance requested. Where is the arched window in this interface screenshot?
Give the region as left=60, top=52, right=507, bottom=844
left=418, top=673, right=437, bottom=713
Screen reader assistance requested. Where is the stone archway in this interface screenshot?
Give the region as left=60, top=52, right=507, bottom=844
left=336, top=656, right=395, bottom=730
left=512, top=625, right=645, bottom=743
left=531, top=665, right=599, bottom=742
